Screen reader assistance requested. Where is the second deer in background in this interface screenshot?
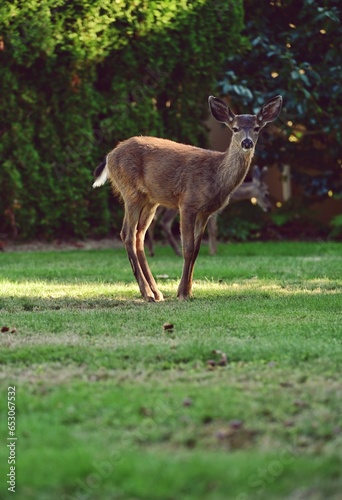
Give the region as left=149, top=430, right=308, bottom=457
left=146, top=165, right=271, bottom=257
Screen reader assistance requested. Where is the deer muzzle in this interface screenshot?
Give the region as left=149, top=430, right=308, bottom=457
left=241, top=138, right=254, bottom=150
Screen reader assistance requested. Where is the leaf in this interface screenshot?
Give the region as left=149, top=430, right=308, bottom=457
left=163, top=323, right=174, bottom=332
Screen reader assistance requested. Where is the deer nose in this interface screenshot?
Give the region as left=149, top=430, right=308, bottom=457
left=241, top=138, right=253, bottom=150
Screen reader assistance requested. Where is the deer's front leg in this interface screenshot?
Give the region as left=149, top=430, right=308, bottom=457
left=177, top=211, right=209, bottom=300
left=177, top=209, right=199, bottom=300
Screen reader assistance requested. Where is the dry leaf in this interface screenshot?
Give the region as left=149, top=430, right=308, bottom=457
left=211, top=349, right=228, bottom=366
left=229, top=419, right=244, bottom=430
left=217, top=353, right=228, bottom=366
left=163, top=323, right=174, bottom=332
left=207, top=359, right=216, bottom=369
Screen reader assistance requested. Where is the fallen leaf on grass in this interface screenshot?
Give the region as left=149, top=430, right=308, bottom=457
left=207, top=350, right=228, bottom=368
left=207, top=359, right=216, bottom=369
left=1, top=326, right=17, bottom=333
left=229, top=419, right=243, bottom=430
left=217, top=353, right=228, bottom=366
left=163, top=323, right=174, bottom=333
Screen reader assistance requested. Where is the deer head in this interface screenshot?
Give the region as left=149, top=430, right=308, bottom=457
left=208, top=95, right=283, bottom=152
left=251, top=165, right=271, bottom=212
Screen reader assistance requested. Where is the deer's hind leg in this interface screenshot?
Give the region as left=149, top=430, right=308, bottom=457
left=136, top=202, right=164, bottom=301
left=121, top=199, right=160, bottom=302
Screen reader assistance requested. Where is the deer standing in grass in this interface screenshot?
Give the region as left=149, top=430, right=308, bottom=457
left=146, top=165, right=271, bottom=257
left=93, top=95, right=282, bottom=301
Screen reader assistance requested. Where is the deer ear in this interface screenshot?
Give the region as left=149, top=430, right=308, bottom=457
left=257, top=96, right=282, bottom=125
left=208, top=96, right=235, bottom=126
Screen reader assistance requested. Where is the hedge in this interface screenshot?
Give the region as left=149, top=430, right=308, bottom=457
left=0, top=0, right=244, bottom=240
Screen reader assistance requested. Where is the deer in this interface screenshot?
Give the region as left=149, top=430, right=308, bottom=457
left=146, top=165, right=271, bottom=257
left=93, top=95, right=282, bottom=301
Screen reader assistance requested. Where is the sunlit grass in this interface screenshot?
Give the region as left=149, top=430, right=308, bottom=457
left=0, top=279, right=134, bottom=299
left=0, top=275, right=339, bottom=302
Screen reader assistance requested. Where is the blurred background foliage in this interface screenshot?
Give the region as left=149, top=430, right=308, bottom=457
left=0, top=0, right=244, bottom=240
left=0, top=0, right=341, bottom=242
left=218, top=0, right=342, bottom=241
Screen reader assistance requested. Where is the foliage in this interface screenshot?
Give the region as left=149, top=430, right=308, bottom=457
left=218, top=197, right=332, bottom=243
left=0, top=0, right=244, bottom=240
left=218, top=208, right=261, bottom=242
left=330, top=214, right=342, bottom=239
left=218, top=0, right=342, bottom=203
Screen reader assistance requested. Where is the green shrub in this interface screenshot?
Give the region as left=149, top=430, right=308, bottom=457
left=217, top=0, right=342, bottom=235
left=330, top=214, right=342, bottom=240
left=0, top=0, right=244, bottom=240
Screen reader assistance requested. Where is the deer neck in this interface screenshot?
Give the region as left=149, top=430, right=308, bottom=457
left=219, top=141, right=255, bottom=199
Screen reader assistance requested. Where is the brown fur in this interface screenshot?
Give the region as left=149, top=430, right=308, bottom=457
left=146, top=165, right=271, bottom=258
left=94, top=95, right=282, bottom=301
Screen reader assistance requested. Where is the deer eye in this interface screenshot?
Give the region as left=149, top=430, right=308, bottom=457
left=254, top=126, right=261, bottom=132
left=232, top=127, right=240, bottom=133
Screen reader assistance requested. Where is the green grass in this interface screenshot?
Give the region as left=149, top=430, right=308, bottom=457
left=0, top=241, right=341, bottom=500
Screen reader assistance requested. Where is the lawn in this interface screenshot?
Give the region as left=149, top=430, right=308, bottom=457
left=0, top=241, right=341, bottom=500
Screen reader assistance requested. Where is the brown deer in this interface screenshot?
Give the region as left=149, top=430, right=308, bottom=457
left=93, top=95, right=282, bottom=301
left=146, top=165, right=271, bottom=257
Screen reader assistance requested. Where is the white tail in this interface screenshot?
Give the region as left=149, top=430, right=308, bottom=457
left=92, top=159, right=108, bottom=188
left=93, top=95, right=282, bottom=301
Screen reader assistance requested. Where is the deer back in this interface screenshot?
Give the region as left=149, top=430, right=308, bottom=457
left=107, top=136, right=226, bottom=212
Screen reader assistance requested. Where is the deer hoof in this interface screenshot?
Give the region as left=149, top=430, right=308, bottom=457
left=177, top=293, right=190, bottom=301
left=153, top=290, right=164, bottom=302
left=146, top=296, right=156, bottom=303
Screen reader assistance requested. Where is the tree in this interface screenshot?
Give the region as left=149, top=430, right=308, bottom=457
left=0, top=0, right=244, bottom=240
left=218, top=0, right=342, bottom=203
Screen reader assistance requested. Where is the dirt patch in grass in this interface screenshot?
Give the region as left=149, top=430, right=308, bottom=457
left=3, top=237, right=123, bottom=252
left=0, top=362, right=87, bottom=385
left=0, top=330, right=176, bottom=348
